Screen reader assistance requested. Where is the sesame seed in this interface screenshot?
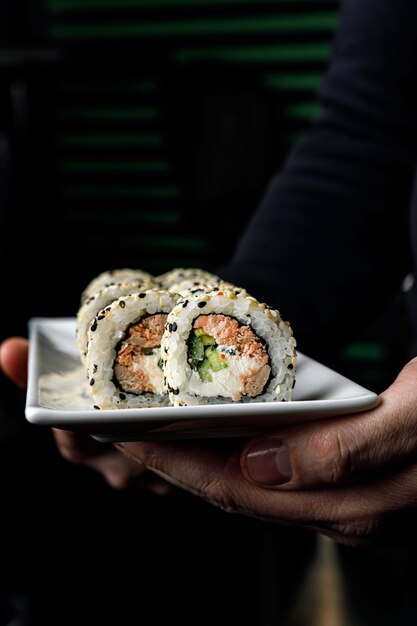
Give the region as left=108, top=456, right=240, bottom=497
left=119, top=300, right=126, bottom=308
left=198, top=301, right=207, bottom=308
left=89, top=378, right=95, bottom=386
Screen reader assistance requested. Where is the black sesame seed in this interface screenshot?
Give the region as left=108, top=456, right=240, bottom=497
left=93, top=405, right=100, bottom=410
left=97, top=314, right=105, bottom=321
left=89, top=378, right=95, bottom=386
left=164, top=346, right=168, bottom=353
left=173, top=388, right=180, bottom=395
left=171, top=322, right=178, bottom=332
left=168, top=323, right=173, bottom=332
left=288, top=364, right=293, bottom=370
left=90, top=321, right=97, bottom=332
left=182, top=299, right=189, bottom=308
left=119, top=300, right=126, bottom=308
left=292, top=380, right=296, bottom=388
left=119, top=392, right=126, bottom=400
left=139, top=292, right=146, bottom=298
left=93, top=364, right=98, bottom=373
left=198, top=301, right=207, bottom=308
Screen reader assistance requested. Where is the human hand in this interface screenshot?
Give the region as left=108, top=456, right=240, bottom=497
left=0, top=337, right=170, bottom=493
left=115, top=357, right=417, bottom=545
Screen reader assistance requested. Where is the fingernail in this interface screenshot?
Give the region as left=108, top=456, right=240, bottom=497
left=245, top=440, right=292, bottom=486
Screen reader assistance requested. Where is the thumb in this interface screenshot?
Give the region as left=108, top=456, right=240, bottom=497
left=0, top=337, right=29, bottom=389
left=240, top=358, right=417, bottom=489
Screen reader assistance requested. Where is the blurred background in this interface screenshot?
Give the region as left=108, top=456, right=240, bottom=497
left=1, top=0, right=340, bottom=326
left=0, top=1, right=412, bottom=625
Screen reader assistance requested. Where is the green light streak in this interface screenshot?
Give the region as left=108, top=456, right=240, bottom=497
left=285, top=101, right=323, bottom=120
left=47, top=0, right=339, bottom=11
left=67, top=208, right=181, bottom=224
left=264, top=72, right=323, bottom=92
left=175, top=42, right=331, bottom=64
left=63, top=159, right=169, bottom=173
left=64, top=184, right=180, bottom=199
left=343, top=342, right=385, bottom=362
left=51, top=13, right=337, bottom=39
left=60, top=107, right=159, bottom=120
left=60, top=133, right=164, bottom=147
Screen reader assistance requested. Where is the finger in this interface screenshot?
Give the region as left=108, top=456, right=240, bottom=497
left=241, top=358, right=417, bottom=490
left=52, top=429, right=101, bottom=463
left=116, top=440, right=244, bottom=503
left=53, top=429, right=146, bottom=489
left=0, top=337, right=29, bottom=388
left=85, top=449, right=146, bottom=490
left=116, top=440, right=417, bottom=545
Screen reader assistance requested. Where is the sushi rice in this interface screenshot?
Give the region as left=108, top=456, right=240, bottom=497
left=76, top=279, right=152, bottom=365
left=81, top=268, right=156, bottom=303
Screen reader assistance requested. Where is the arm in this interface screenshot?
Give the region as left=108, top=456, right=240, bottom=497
left=115, top=0, right=417, bottom=545
left=220, top=0, right=417, bottom=357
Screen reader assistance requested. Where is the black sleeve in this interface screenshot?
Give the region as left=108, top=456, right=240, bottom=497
left=218, top=0, right=417, bottom=357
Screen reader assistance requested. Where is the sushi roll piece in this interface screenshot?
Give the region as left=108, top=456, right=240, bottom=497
left=86, top=290, right=179, bottom=409
left=81, top=268, right=155, bottom=303
left=162, top=289, right=296, bottom=406
left=156, top=267, right=219, bottom=291
left=76, top=278, right=152, bottom=365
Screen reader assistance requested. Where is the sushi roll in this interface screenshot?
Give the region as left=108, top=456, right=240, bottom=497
left=156, top=267, right=219, bottom=291
left=81, top=268, right=155, bottom=303
left=86, top=290, right=179, bottom=409
left=161, top=289, right=297, bottom=406
left=76, top=278, right=151, bottom=365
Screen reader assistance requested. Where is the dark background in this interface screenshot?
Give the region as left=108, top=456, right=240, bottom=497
left=0, top=1, right=411, bottom=624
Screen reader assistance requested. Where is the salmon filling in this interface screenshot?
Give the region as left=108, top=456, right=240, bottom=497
left=188, top=314, right=271, bottom=401
left=114, top=314, right=167, bottom=395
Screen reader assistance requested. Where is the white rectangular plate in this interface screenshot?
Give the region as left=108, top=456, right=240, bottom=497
left=26, top=318, right=380, bottom=442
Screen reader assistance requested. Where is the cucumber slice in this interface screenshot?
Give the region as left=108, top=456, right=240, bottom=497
left=189, top=334, right=204, bottom=364
left=197, top=358, right=213, bottom=382
left=201, top=334, right=216, bottom=346
left=205, top=345, right=227, bottom=372
left=194, top=327, right=216, bottom=345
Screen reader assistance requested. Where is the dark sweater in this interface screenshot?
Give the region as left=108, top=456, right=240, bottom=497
left=220, top=0, right=417, bottom=360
